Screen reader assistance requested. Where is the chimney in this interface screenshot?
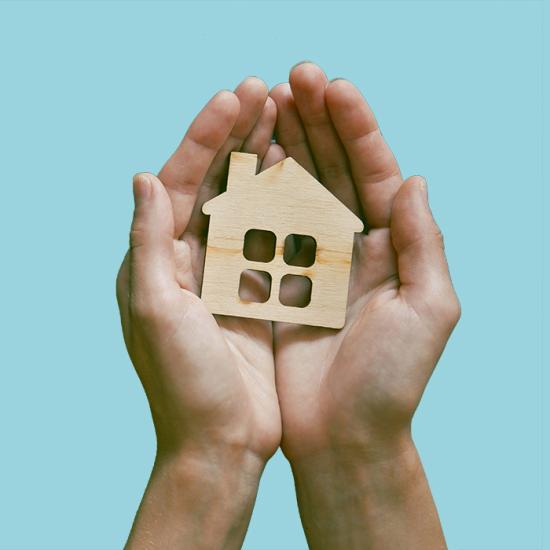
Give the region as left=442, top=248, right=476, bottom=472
left=226, top=152, right=257, bottom=191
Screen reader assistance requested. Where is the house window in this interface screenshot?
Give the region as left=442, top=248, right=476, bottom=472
left=279, top=274, right=312, bottom=307
left=243, top=229, right=276, bottom=262
left=283, top=234, right=316, bottom=267
left=238, top=269, right=271, bottom=303
left=240, top=231, right=315, bottom=307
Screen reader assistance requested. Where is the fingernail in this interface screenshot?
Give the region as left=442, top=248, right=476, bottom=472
left=133, top=174, right=151, bottom=206
left=212, top=89, right=235, bottom=104
left=330, top=77, right=347, bottom=83
left=291, top=60, right=314, bottom=71
left=238, top=76, right=267, bottom=89
left=416, top=176, right=428, bottom=203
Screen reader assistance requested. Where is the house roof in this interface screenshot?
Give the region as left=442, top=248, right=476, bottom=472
left=203, top=153, right=364, bottom=233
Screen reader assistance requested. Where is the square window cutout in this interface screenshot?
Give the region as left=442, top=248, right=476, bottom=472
left=279, top=274, right=312, bottom=308
left=283, top=234, right=316, bottom=267
left=243, top=229, right=276, bottom=262
left=239, top=270, right=271, bottom=303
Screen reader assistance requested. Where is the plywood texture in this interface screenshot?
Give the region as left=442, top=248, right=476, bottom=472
left=201, top=152, right=363, bottom=329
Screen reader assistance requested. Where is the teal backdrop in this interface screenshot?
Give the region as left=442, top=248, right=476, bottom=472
left=0, top=1, right=548, bottom=549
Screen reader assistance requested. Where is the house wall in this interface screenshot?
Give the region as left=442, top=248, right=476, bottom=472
left=201, top=213, right=356, bottom=329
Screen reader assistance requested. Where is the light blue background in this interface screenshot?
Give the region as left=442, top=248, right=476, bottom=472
left=0, top=1, right=547, bottom=549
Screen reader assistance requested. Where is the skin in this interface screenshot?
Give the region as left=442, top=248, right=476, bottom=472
left=116, top=78, right=283, bottom=549
left=270, top=63, right=460, bottom=549
left=116, top=64, right=460, bottom=549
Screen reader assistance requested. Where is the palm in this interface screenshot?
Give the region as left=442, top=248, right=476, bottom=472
left=277, top=244, right=430, bottom=445
left=118, top=78, right=283, bottom=459
left=274, top=230, right=410, bottom=452
left=173, top=233, right=279, bottom=452
left=270, top=64, right=459, bottom=458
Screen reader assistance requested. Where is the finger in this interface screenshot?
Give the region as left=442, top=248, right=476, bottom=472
left=242, top=96, right=277, bottom=167
left=270, top=83, right=317, bottom=177
left=278, top=236, right=317, bottom=307
left=289, top=63, right=361, bottom=214
left=159, top=91, right=240, bottom=238
left=325, top=79, right=402, bottom=229
left=391, top=177, right=460, bottom=326
left=237, top=268, right=272, bottom=304
left=186, top=77, right=269, bottom=236
left=260, top=143, right=286, bottom=171
left=204, top=77, right=269, bottom=182
left=129, top=173, right=178, bottom=301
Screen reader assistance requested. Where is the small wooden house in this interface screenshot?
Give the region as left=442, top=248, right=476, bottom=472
left=201, top=152, right=363, bottom=329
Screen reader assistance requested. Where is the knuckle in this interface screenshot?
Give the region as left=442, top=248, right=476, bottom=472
left=438, top=293, right=461, bottom=329
left=369, top=386, right=418, bottom=422
left=318, top=162, right=349, bottom=182
left=129, top=289, right=175, bottom=327
left=115, top=265, right=125, bottom=292
left=129, top=294, right=161, bottom=322
left=115, top=253, right=130, bottom=304
left=431, top=226, right=445, bottom=251
left=129, top=226, right=147, bottom=250
left=115, top=269, right=126, bottom=300
left=449, top=296, right=462, bottom=325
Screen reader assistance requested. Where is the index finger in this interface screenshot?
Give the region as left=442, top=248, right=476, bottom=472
left=158, top=91, right=240, bottom=237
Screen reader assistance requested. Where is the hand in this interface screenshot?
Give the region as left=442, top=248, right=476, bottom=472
left=116, top=78, right=283, bottom=549
left=270, top=63, right=460, bottom=548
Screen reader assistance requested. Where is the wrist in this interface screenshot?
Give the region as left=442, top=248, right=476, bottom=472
left=126, top=442, right=265, bottom=549
left=152, top=404, right=278, bottom=466
left=283, top=417, right=414, bottom=465
left=288, top=434, right=446, bottom=549
left=154, top=439, right=267, bottom=499
left=289, top=430, right=419, bottom=496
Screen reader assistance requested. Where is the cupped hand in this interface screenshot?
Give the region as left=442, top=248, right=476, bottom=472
left=270, top=63, right=461, bottom=462
left=116, top=78, right=283, bottom=463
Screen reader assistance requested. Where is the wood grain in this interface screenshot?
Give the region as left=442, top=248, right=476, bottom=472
left=201, top=152, right=363, bottom=329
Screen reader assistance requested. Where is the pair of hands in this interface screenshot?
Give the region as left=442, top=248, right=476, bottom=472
left=116, top=63, right=460, bottom=549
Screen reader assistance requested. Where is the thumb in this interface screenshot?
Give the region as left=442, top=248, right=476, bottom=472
left=129, top=173, right=177, bottom=298
left=391, top=176, right=460, bottom=326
